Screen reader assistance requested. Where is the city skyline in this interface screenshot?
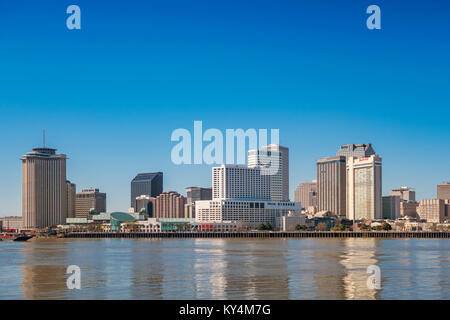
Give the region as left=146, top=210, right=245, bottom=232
left=1, top=138, right=449, bottom=217
left=1, top=0, right=450, bottom=216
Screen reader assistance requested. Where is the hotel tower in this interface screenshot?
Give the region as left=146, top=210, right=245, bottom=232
left=248, top=144, right=289, bottom=201
left=346, top=155, right=382, bottom=220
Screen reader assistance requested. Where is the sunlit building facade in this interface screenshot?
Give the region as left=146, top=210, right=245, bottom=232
left=248, top=144, right=289, bottom=201
left=22, top=147, right=68, bottom=228
left=346, top=155, right=382, bottom=220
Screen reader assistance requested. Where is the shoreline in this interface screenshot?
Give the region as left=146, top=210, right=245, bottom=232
left=61, top=231, right=450, bottom=239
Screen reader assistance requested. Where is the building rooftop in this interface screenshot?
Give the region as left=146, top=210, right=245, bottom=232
left=132, top=172, right=163, bottom=182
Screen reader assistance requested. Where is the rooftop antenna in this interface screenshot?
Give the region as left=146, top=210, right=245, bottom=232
left=43, top=130, right=45, bottom=148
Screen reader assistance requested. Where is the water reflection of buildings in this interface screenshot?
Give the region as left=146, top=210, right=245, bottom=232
left=130, top=240, right=164, bottom=299
left=340, top=238, right=380, bottom=300
left=193, top=239, right=290, bottom=299
left=307, top=241, right=347, bottom=300
left=20, top=246, right=68, bottom=299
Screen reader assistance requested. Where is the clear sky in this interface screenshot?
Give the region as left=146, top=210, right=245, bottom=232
left=1, top=0, right=449, bottom=216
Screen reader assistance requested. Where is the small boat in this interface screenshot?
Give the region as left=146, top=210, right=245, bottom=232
left=0, top=233, right=33, bottom=242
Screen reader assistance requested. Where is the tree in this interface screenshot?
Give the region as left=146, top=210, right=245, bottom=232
left=331, top=224, right=345, bottom=231
left=257, top=223, right=267, bottom=231
left=315, top=222, right=328, bottom=231
left=381, top=222, right=392, bottom=231
left=360, top=224, right=369, bottom=231
left=257, top=222, right=273, bottom=231
left=295, top=224, right=307, bottom=231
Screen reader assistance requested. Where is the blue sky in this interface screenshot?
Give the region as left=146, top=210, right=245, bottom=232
left=1, top=0, right=449, bottom=215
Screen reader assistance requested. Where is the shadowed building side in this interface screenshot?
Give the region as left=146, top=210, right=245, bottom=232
left=66, top=180, right=76, bottom=218
left=317, top=156, right=346, bottom=217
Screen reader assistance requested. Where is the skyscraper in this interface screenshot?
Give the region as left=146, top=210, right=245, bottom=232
left=336, top=143, right=376, bottom=159
left=75, top=188, right=106, bottom=218
left=437, top=182, right=450, bottom=200
left=22, top=147, right=67, bottom=228
left=317, top=156, right=346, bottom=217
left=196, top=164, right=301, bottom=227
left=130, top=172, right=163, bottom=209
left=248, top=144, right=289, bottom=201
left=66, top=180, right=76, bottom=218
left=346, top=155, right=382, bottom=220
left=294, top=180, right=317, bottom=209
left=212, top=165, right=270, bottom=200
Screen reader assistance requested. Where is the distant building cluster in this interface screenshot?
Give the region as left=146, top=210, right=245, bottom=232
left=2, top=141, right=449, bottom=233
left=294, top=143, right=450, bottom=228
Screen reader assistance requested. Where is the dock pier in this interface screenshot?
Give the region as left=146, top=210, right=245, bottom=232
left=64, top=231, right=450, bottom=239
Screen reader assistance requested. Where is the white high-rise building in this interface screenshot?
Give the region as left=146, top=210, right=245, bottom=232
left=248, top=144, right=289, bottom=201
left=212, top=165, right=270, bottom=200
left=346, top=155, right=382, bottom=220
left=196, top=162, right=300, bottom=228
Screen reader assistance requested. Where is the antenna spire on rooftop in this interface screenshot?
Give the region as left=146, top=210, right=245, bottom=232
left=43, top=130, right=45, bottom=147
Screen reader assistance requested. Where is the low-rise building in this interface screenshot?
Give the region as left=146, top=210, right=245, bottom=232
left=0, top=216, right=24, bottom=231
left=192, top=221, right=245, bottom=232
left=275, top=213, right=307, bottom=231
left=306, top=216, right=336, bottom=230
left=195, top=199, right=301, bottom=229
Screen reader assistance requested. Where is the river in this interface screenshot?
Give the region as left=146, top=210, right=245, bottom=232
left=0, top=238, right=448, bottom=299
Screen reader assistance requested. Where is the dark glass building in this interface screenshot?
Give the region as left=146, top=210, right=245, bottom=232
left=130, top=172, right=163, bottom=210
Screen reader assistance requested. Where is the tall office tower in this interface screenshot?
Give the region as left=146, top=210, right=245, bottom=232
left=66, top=180, right=76, bottom=218
left=248, top=144, right=289, bottom=201
left=294, top=180, right=317, bottom=209
left=75, top=188, right=106, bottom=218
left=437, top=182, right=450, bottom=200
left=154, top=191, right=186, bottom=218
left=212, top=165, right=270, bottom=200
left=22, top=147, right=68, bottom=229
left=130, top=172, right=163, bottom=209
left=390, top=187, right=416, bottom=202
left=317, top=156, right=346, bottom=217
left=184, top=187, right=212, bottom=219
left=382, top=196, right=400, bottom=220
left=346, top=155, right=382, bottom=221
left=336, top=143, right=376, bottom=159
